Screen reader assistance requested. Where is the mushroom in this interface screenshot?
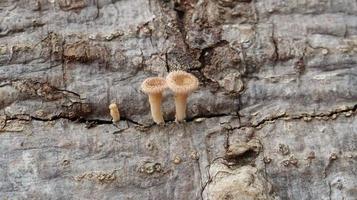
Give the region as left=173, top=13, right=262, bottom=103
left=141, top=77, right=167, bottom=124
left=109, top=102, right=120, bottom=122
left=166, top=70, right=199, bottom=122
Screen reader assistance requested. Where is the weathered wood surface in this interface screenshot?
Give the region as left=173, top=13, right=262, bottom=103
left=0, top=0, right=356, bottom=199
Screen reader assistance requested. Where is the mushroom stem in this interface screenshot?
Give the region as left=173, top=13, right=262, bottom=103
left=148, top=93, right=164, bottom=124
left=174, top=93, right=188, bottom=122
left=109, top=103, right=120, bottom=123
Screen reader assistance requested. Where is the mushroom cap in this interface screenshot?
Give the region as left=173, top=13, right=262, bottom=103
left=109, top=103, right=118, bottom=110
left=141, top=77, right=167, bottom=94
left=166, top=70, right=199, bottom=94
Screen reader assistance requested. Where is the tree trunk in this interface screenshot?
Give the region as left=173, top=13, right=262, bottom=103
left=0, top=0, right=356, bottom=199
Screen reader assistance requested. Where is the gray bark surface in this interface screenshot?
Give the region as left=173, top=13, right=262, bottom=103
left=0, top=0, right=356, bottom=199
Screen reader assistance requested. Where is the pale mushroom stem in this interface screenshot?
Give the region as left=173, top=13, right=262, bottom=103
left=109, top=103, right=120, bottom=123
left=174, top=93, right=188, bottom=122
left=148, top=93, right=164, bottom=124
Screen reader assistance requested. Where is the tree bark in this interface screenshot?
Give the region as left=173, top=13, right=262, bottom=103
left=0, top=0, right=356, bottom=199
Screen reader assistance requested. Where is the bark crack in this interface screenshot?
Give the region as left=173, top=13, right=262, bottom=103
left=328, top=182, right=332, bottom=200
left=1, top=114, right=142, bottom=131
left=1, top=102, right=355, bottom=132
left=271, top=22, right=279, bottom=62
left=249, top=104, right=357, bottom=129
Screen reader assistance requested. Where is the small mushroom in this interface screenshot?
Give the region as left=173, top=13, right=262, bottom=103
left=109, top=103, right=120, bottom=122
left=173, top=155, right=182, bottom=164
left=166, top=71, right=199, bottom=122
left=141, top=77, right=167, bottom=124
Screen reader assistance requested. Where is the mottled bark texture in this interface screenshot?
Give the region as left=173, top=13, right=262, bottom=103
left=0, top=0, right=356, bottom=199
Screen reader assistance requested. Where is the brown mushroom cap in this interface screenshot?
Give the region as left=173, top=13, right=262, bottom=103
left=166, top=71, right=199, bottom=94
left=141, top=77, right=167, bottom=94
left=109, top=103, right=117, bottom=110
